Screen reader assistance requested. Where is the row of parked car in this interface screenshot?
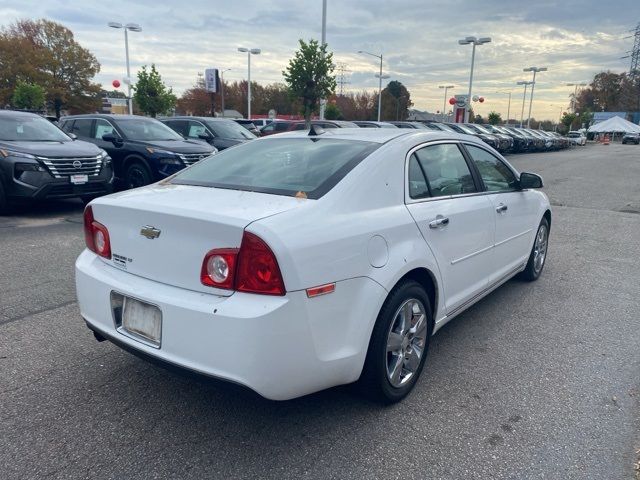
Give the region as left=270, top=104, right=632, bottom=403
left=0, top=109, right=579, bottom=214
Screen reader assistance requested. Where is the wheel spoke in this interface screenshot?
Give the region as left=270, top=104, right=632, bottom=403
left=410, top=313, right=426, bottom=336
left=402, top=301, right=414, bottom=334
left=389, top=354, right=403, bottom=385
left=387, top=332, right=403, bottom=352
left=404, top=349, right=421, bottom=372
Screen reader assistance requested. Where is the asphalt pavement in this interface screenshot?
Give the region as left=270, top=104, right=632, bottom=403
left=1, top=142, right=639, bottom=479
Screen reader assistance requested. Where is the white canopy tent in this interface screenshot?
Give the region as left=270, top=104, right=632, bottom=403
left=588, top=116, right=640, bottom=134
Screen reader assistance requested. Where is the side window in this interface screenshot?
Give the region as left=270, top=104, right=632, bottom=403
left=165, top=120, right=187, bottom=136
left=413, top=144, right=476, bottom=197
left=275, top=122, right=290, bottom=132
left=294, top=123, right=306, bottom=130
left=94, top=119, right=115, bottom=139
left=407, top=153, right=430, bottom=199
left=187, top=121, right=207, bottom=138
left=72, top=119, right=93, bottom=138
left=465, top=145, right=517, bottom=192
left=60, top=120, right=73, bottom=133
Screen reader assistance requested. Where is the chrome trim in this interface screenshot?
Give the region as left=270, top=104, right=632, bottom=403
left=110, top=291, right=162, bottom=349
left=450, top=244, right=494, bottom=265
left=494, top=228, right=532, bottom=248
left=178, top=153, right=210, bottom=165
left=37, top=154, right=103, bottom=178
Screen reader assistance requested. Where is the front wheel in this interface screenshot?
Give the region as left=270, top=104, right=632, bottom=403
left=125, top=161, right=152, bottom=189
left=359, top=281, right=432, bottom=404
left=0, top=180, right=11, bottom=215
left=520, top=217, right=550, bottom=281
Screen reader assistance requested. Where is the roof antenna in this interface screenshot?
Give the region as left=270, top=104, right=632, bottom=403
left=308, top=124, right=325, bottom=136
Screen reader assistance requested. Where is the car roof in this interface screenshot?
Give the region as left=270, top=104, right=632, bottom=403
left=266, top=127, right=476, bottom=144
left=0, top=109, right=43, bottom=118
left=162, top=116, right=236, bottom=122
left=60, top=114, right=149, bottom=121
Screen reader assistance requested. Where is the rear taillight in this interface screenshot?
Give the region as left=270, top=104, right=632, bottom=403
left=83, top=205, right=111, bottom=259
left=200, top=231, right=286, bottom=296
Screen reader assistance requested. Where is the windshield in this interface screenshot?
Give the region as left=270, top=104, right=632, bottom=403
left=454, top=124, right=478, bottom=135
left=205, top=120, right=256, bottom=140
left=0, top=115, right=70, bottom=142
left=471, top=124, right=493, bottom=134
left=433, top=123, right=456, bottom=132
left=117, top=118, right=184, bottom=141
left=172, top=138, right=379, bottom=199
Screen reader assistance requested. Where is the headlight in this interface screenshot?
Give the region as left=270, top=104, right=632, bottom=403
left=0, top=149, right=36, bottom=160
left=146, top=147, right=177, bottom=156
left=98, top=150, right=109, bottom=159
left=159, top=158, right=183, bottom=165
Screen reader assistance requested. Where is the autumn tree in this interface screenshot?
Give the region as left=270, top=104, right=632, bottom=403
left=380, top=81, right=412, bottom=121
left=177, top=86, right=213, bottom=116
left=487, top=111, right=502, bottom=125
left=283, top=39, right=336, bottom=127
left=133, top=64, right=177, bottom=117
left=324, top=102, right=342, bottom=120
left=12, top=81, right=45, bottom=110
left=0, top=19, right=101, bottom=117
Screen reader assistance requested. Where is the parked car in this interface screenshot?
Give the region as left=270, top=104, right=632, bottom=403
left=59, top=114, right=215, bottom=189
left=76, top=128, right=550, bottom=403
left=259, top=120, right=295, bottom=136
left=0, top=110, right=113, bottom=213
left=353, top=121, right=397, bottom=128
left=264, top=120, right=360, bottom=135
left=466, top=124, right=513, bottom=153
left=233, top=119, right=260, bottom=136
left=566, top=131, right=587, bottom=146
left=446, top=123, right=500, bottom=151
left=250, top=119, right=273, bottom=129
left=525, top=129, right=555, bottom=151
left=492, top=125, right=531, bottom=152
left=621, top=132, right=640, bottom=145
left=547, top=131, right=570, bottom=149
left=389, top=121, right=431, bottom=129
left=161, top=116, right=256, bottom=151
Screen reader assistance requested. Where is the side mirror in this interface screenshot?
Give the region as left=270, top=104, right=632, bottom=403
left=102, top=133, right=121, bottom=144
left=519, top=172, right=543, bottom=189
left=68, top=133, right=77, bottom=140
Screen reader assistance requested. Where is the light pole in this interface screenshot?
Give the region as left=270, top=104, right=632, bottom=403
left=358, top=50, right=386, bottom=121
left=220, top=68, right=231, bottom=117
left=523, top=66, right=547, bottom=128
left=319, top=0, right=328, bottom=120
left=108, top=22, right=142, bottom=115
left=458, top=36, right=491, bottom=122
left=566, top=82, right=586, bottom=113
left=439, top=85, right=455, bottom=122
left=394, top=95, right=407, bottom=120
left=494, top=91, right=512, bottom=124
left=238, top=47, right=261, bottom=119
left=517, top=81, right=534, bottom=128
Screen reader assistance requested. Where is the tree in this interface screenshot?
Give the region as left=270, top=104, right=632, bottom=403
left=560, top=112, right=577, bottom=133
left=177, top=86, right=212, bottom=116
left=1, top=19, right=101, bottom=117
left=487, top=111, right=502, bottom=125
left=380, top=80, right=412, bottom=121
left=324, top=102, right=342, bottom=120
left=133, top=64, right=177, bottom=117
left=11, top=81, right=45, bottom=110
left=283, top=39, right=336, bottom=127
left=473, top=114, right=484, bottom=124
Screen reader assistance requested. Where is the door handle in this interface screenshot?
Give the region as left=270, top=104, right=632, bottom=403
left=496, top=203, right=508, bottom=213
left=429, top=216, right=450, bottom=229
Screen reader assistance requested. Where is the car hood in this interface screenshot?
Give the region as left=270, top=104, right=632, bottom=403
left=129, top=139, right=214, bottom=154
left=0, top=139, right=102, bottom=157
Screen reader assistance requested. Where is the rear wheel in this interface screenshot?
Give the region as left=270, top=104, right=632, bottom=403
left=520, top=217, right=550, bottom=281
left=359, top=281, right=432, bottom=404
left=0, top=180, right=10, bottom=215
left=125, top=161, right=152, bottom=189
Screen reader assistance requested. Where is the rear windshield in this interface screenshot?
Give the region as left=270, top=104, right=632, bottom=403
left=171, top=137, right=379, bottom=199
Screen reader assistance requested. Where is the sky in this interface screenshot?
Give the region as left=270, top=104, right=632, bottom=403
left=0, top=0, right=637, bottom=120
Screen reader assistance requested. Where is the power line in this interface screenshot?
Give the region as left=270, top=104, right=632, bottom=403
left=335, top=62, right=351, bottom=96
left=629, top=22, right=640, bottom=78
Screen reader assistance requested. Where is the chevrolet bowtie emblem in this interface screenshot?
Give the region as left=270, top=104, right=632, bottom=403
left=140, top=225, right=161, bottom=239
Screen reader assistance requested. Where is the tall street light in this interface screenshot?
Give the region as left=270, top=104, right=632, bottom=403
left=358, top=50, right=385, bottom=121
left=319, top=0, right=328, bottom=120
left=220, top=68, right=231, bottom=117
left=566, top=82, right=586, bottom=113
left=458, top=36, right=491, bottom=122
left=238, top=47, right=261, bottom=119
left=494, top=91, right=512, bottom=124
left=439, top=85, right=455, bottom=122
left=517, top=81, right=534, bottom=128
left=108, top=22, right=142, bottom=115
left=523, top=66, right=547, bottom=128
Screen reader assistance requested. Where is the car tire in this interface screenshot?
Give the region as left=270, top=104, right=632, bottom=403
left=0, top=180, right=11, bottom=216
left=359, top=280, right=433, bottom=404
left=125, top=161, right=152, bottom=189
left=520, top=217, right=550, bottom=281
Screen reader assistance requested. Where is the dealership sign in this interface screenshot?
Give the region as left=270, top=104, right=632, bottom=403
left=204, top=68, right=220, bottom=93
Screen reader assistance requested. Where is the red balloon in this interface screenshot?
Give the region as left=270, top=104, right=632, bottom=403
left=479, top=97, right=485, bottom=103
left=112, top=79, right=121, bottom=88
left=448, top=97, right=456, bottom=105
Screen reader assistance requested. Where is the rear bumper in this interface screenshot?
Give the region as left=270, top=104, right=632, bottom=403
left=75, top=250, right=387, bottom=400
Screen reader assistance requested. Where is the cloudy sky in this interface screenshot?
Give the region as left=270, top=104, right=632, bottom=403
left=1, top=0, right=637, bottom=120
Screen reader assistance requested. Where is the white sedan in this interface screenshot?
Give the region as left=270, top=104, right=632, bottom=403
left=76, top=127, right=551, bottom=403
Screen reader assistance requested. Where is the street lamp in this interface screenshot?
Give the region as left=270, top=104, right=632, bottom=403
left=566, top=82, right=586, bottom=113
left=439, top=85, right=455, bottom=122
left=517, top=81, right=534, bottom=128
left=108, top=22, right=142, bottom=115
left=523, top=66, right=547, bottom=128
left=494, top=91, right=512, bottom=125
left=219, top=68, right=231, bottom=117
left=358, top=50, right=386, bottom=121
left=237, top=47, right=261, bottom=119
left=458, top=36, right=491, bottom=122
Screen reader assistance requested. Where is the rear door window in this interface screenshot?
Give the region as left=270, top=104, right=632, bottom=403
left=72, top=119, right=93, bottom=138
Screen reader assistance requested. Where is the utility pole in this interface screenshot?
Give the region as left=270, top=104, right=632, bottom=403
left=336, top=62, right=351, bottom=96
left=319, top=0, right=328, bottom=119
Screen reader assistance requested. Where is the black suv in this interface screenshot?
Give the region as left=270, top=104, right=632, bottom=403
left=161, top=116, right=256, bottom=151
left=59, top=114, right=215, bottom=189
left=0, top=110, right=113, bottom=214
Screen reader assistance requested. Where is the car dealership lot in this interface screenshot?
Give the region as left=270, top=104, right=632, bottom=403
left=0, top=144, right=638, bottom=479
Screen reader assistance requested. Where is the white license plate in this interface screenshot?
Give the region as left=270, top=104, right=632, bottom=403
left=70, top=174, right=88, bottom=184
left=122, top=297, right=162, bottom=346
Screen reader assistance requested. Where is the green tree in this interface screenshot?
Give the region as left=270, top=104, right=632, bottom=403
left=473, top=114, right=484, bottom=124
left=560, top=112, right=577, bottom=133
left=1, top=19, right=101, bottom=117
left=487, top=111, right=502, bottom=125
left=133, top=64, right=177, bottom=117
left=380, top=80, right=412, bottom=120
left=12, top=81, right=45, bottom=110
left=283, top=39, right=336, bottom=127
left=324, top=102, right=342, bottom=120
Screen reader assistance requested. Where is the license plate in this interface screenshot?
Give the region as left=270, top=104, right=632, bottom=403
left=70, top=174, right=88, bottom=184
left=122, top=297, right=162, bottom=346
